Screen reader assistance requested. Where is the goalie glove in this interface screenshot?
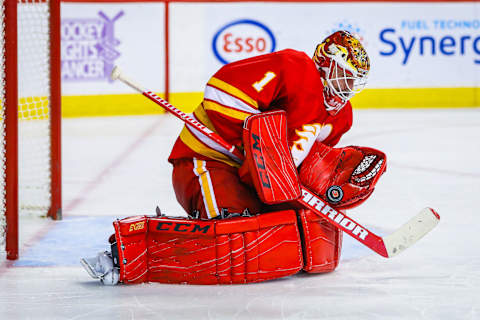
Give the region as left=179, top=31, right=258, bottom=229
left=299, top=141, right=387, bottom=209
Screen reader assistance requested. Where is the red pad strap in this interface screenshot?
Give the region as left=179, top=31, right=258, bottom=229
left=114, top=211, right=304, bottom=284
left=298, top=209, right=342, bottom=273
left=242, top=110, right=301, bottom=204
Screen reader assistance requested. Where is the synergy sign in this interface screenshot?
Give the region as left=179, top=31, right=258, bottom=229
left=379, top=19, right=480, bottom=65
left=61, top=11, right=124, bottom=82
left=212, top=19, right=276, bottom=65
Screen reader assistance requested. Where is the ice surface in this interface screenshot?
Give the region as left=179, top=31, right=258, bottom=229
left=0, top=109, right=479, bottom=319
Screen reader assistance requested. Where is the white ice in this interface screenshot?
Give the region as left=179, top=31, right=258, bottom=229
left=0, top=109, right=479, bottom=319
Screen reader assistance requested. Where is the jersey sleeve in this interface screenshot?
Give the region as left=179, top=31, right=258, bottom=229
left=203, top=50, right=308, bottom=146
left=211, top=52, right=288, bottom=112
left=320, top=101, right=353, bottom=147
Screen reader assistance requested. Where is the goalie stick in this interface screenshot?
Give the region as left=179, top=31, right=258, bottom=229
left=110, top=67, right=244, bottom=164
left=111, top=66, right=440, bottom=258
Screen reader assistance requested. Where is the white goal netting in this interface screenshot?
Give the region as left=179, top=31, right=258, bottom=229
left=18, top=1, right=52, bottom=214
left=0, top=0, right=54, bottom=257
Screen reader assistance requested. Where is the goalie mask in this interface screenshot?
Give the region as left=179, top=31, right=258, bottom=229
left=313, top=30, right=370, bottom=115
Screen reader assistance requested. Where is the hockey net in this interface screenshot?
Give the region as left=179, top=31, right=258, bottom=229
left=0, top=0, right=61, bottom=260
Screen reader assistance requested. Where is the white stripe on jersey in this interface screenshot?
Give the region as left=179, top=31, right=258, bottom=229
left=204, top=85, right=260, bottom=115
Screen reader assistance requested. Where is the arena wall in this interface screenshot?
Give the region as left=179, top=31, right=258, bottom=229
left=61, top=0, right=480, bottom=116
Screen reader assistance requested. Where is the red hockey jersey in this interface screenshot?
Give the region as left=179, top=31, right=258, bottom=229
left=168, top=49, right=353, bottom=168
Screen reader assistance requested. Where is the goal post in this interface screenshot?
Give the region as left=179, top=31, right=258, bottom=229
left=1, top=0, right=62, bottom=261
left=4, top=0, right=19, bottom=261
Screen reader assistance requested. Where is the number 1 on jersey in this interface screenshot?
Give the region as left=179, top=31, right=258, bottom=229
left=252, top=72, right=276, bottom=92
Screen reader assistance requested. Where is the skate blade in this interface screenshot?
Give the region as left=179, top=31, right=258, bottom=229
left=80, top=258, right=101, bottom=279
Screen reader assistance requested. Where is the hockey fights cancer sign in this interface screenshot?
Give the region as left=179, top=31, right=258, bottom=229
left=212, top=19, right=276, bottom=64
left=61, top=11, right=124, bottom=82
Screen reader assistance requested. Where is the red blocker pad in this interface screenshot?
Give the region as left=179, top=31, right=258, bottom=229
left=113, top=211, right=303, bottom=285
left=242, top=110, right=301, bottom=204
left=300, top=142, right=387, bottom=209
left=298, top=209, right=343, bottom=273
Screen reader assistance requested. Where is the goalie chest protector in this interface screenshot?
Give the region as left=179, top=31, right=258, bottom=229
left=113, top=210, right=303, bottom=284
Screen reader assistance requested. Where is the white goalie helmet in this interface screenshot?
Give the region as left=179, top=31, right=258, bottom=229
left=313, top=30, right=370, bottom=115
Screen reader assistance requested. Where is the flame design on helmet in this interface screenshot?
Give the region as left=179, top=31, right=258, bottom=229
left=313, top=30, right=370, bottom=77
left=313, top=30, right=370, bottom=115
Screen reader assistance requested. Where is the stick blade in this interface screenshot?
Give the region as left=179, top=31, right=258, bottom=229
left=383, top=207, right=440, bottom=257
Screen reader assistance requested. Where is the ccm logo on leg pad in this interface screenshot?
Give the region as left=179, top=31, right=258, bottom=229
left=155, top=221, right=211, bottom=234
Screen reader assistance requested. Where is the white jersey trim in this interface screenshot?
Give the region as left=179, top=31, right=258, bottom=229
left=205, top=85, right=260, bottom=115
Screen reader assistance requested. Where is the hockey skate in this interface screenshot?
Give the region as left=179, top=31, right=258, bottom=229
left=80, top=251, right=119, bottom=285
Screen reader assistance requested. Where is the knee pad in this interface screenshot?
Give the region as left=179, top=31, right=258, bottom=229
left=298, top=209, right=343, bottom=273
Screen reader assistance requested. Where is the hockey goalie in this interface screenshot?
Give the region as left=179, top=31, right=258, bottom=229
left=81, top=30, right=387, bottom=285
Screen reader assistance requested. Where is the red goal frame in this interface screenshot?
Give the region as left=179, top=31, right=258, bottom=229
left=3, top=0, right=62, bottom=260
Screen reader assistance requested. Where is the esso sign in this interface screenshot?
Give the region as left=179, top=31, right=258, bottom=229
left=212, top=19, right=276, bottom=64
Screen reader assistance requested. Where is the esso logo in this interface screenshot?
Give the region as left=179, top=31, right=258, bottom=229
left=212, top=19, right=276, bottom=64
